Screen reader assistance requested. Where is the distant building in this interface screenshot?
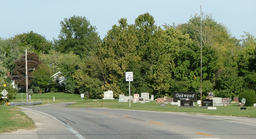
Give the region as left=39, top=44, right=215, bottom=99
left=51, top=71, right=65, bottom=85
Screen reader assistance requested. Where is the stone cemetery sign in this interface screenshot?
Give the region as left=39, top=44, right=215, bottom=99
left=173, top=92, right=197, bottom=102
left=103, top=90, right=114, bottom=100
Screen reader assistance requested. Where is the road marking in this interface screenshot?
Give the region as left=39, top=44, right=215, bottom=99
left=149, top=121, right=161, bottom=125
left=102, top=112, right=108, bottom=114
left=122, top=115, right=130, bottom=118
left=194, top=132, right=212, bottom=136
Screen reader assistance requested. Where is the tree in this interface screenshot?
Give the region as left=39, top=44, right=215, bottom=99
left=12, top=52, right=41, bottom=90
left=55, top=16, right=101, bottom=58
left=39, top=50, right=81, bottom=93
left=98, top=18, right=140, bottom=97
left=31, top=64, right=53, bottom=93
left=16, top=31, right=53, bottom=54
left=178, top=13, right=238, bottom=97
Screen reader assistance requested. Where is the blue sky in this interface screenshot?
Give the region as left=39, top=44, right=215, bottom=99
left=1, top=0, right=255, bottom=41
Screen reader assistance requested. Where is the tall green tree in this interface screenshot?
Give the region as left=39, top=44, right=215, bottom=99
left=98, top=18, right=140, bottom=97
left=31, top=64, right=53, bottom=93
left=55, top=16, right=101, bottom=58
left=178, top=13, right=238, bottom=97
left=16, top=31, right=52, bottom=54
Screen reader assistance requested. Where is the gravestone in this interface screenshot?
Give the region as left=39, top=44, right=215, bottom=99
left=141, top=92, right=150, bottom=101
left=222, top=98, right=230, bottom=106
left=212, top=97, right=223, bottom=106
left=233, top=97, right=239, bottom=103
left=202, top=99, right=213, bottom=106
left=118, top=94, right=128, bottom=102
left=151, top=95, right=154, bottom=101
left=165, top=98, right=173, bottom=103
left=156, top=98, right=164, bottom=103
left=180, top=100, right=194, bottom=107
left=133, top=94, right=139, bottom=103
left=103, top=90, right=114, bottom=100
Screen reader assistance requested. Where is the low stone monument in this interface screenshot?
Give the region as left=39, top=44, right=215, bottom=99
left=156, top=98, right=164, bottom=103
left=232, top=97, right=239, bottom=103
left=212, top=97, right=223, bottom=106
left=103, top=90, right=114, bottom=100
left=141, top=92, right=150, bottom=101
left=133, top=94, right=139, bottom=103
left=151, top=95, right=154, bottom=101
left=222, top=98, right=230, bottom=106
left=118, top=94, right=128, bottom=102
left=165, top=98, right=173, bottom=103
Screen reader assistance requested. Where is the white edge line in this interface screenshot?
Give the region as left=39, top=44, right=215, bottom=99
left=21, top=107, right=86, bottom=139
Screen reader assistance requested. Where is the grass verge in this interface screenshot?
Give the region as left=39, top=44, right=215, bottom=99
left=13, top=92, right=82, bottom=104
left=0, top=106, right=35, bottom=133
left=69, top=99, right=256, bottom=118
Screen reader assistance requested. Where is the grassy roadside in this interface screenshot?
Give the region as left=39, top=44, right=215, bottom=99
left=69, top=99, right=256, bottom=118
left=0, top=106, right=35, bottom=133
left=13, top=92, right=82, bottom=104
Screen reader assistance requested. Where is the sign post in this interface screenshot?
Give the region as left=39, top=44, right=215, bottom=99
left=126, top=72, right=133, bottom=108
left=1, top=88, right=8, bottom=105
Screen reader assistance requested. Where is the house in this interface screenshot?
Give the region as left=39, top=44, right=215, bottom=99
left=51, top=71, right=65, bottom=85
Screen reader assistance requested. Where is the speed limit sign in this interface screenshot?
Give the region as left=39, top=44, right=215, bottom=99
left=125, top=72, right=133, bottom=81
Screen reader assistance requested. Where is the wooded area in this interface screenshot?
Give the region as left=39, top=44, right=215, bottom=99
left=1, top=13, right=256, bottom=101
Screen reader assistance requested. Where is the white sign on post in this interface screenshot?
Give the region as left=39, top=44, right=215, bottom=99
left=126, top=72, right=133, bottom=81
left=126, top=72, right=133, bottom=108
left=1, top=89, right=8, bottom=97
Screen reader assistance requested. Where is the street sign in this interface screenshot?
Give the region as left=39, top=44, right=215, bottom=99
left=125, top=72, right=133, bottom=81
left=81, top=94, right=84, bottom=98
left=2, top=96, right=7, bottom=99
left=4, top=84, right=6, bottom=87
left=1, top=89, right=8, bottom=96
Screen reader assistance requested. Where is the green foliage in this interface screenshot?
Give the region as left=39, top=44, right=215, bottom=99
left=16, top=31, right=52, bottom=54
left=239, top=90, right=256, bottom=106
left=12, top=52, right=41, bottom=90
left=55, top=15, right=101, bottom=58
left=31, top=64, right=53, bottom=93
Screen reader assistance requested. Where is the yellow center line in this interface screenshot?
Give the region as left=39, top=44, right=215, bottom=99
left=149, top=121, right=161, bottom=125
left=195, top=132, right=212, bottom=136
left=122, top=115, right=130, bottom=118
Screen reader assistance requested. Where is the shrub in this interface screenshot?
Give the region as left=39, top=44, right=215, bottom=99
left=239, top=90, right=256, bottom=106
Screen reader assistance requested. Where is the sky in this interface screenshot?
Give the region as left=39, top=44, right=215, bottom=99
left=1, top=0, right=255, bottom=41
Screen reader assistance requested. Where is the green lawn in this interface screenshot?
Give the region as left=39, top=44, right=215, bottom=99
left=0, top=106, right=35, bottom=133
left=70, top=99, right=256, bottom=118
left=13, top=92, right=82, bottom=104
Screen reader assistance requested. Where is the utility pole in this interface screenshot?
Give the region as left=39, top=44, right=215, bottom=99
left=200, top=5, right=203, bottom=106
left=25, top=49, right=28, bottom=102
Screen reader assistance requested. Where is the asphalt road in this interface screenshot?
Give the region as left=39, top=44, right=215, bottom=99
left=2, top=103, right=256, bottom=139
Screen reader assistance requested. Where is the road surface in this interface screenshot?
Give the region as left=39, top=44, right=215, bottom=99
left=1, top=103, right=256, bottom=139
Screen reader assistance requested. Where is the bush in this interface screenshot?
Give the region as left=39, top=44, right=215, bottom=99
left=239, top=90, right=256, bottom=106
